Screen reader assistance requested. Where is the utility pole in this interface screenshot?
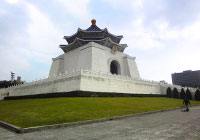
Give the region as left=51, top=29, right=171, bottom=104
left=11, top=72, right=15, bottom=82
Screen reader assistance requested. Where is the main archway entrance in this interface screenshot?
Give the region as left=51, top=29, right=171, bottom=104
left=110, top=60, right=120, bottom=75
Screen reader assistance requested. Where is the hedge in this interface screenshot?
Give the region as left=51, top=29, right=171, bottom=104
left=4, top=91, right=166, bottom=100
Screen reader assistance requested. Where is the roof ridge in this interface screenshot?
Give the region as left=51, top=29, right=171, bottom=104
left=85, top=24, right=102, bottom=31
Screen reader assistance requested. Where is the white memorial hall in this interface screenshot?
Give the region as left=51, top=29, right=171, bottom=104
left=0, top=19, right=198, bottom=99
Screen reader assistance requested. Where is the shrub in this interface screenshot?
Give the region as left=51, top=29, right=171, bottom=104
left=180, top=89, right=185, bottom=99
left=186, top=89, right=192, bottom=100
left=166, top=87, right=172, bottom=98
left=195, top=90, right=200, bottom=100
left=4, top=91, right=166, bottom=100
left=173, top=88, right=179, bottom=99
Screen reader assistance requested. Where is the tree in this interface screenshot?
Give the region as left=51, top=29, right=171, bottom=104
left=195, top=90, right=200, bottom=100
left=180, top=88, right=185, bottom=99
left=166, top=87, right=172, bottom=98
left=186, top=89, right=192, bottom=100
left=173, top=88, right=179, bottom=99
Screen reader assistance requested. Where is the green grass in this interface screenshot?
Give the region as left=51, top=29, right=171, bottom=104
left=0, top=97, right=200, bottom=128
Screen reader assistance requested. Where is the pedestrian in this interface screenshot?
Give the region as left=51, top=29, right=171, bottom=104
left=183, top=97, right=190, bottom=112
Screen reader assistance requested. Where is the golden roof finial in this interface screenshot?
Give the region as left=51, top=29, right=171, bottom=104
left=91, top=19, right=96, bottom=25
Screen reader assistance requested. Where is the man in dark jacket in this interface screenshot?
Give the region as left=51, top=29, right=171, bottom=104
left=183, top=97, right=191, bottom=112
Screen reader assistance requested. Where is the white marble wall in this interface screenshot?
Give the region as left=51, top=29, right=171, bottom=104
left=5, top=70, right=164, bottom=97
left=80, top=71, right=161, bottom=94
left=49, top=54, right=64, bottom=77
left=1, top=70, right=199, bottom=100
left=0, top=88, right=9, bottom=100
left=49, top=42, right=141, bottom=80
left=123, top=55, right=140, bottom=79
left=8, top=71, right=82, bottom=97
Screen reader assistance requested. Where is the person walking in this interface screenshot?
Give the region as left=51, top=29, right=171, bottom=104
left=183, top=97, right=191, bottom=112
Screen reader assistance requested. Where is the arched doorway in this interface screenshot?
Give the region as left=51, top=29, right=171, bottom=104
left=110, top=60, right=120, bottom=75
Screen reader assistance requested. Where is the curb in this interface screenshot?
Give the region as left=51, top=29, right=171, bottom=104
left=0, top=121, right=22, bottom=133
left=1, top=105, right=200, bottom=134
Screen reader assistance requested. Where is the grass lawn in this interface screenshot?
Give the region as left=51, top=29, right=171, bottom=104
left=0, top=97, right=200, bottom=128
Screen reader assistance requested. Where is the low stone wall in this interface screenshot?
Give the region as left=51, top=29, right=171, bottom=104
left=6, top=71, right=82, bottom=97
left=0, top=88, right=9, bottom=100
left=2, top=70, right=198, bottom=100
left=80, top=71, right=162, bottom=94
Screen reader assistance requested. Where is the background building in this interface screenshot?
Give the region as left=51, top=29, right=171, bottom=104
left=172, top=70, right=200, bottom=88
left=0, top=76, right=23, bottom=89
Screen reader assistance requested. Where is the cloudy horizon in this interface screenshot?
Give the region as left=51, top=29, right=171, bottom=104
left=1, top=0, right=200, bottom=83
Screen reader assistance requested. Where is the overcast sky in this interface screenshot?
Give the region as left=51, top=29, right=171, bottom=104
left=1, top=0, right=200, bottom=83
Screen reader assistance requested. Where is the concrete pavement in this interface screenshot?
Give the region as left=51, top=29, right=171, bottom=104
left=1, top=106, right=200, bottom=140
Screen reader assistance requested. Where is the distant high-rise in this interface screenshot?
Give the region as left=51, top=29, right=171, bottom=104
left=171, top=70, right=200, bottom=88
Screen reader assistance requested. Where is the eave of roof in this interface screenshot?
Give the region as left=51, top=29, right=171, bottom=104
left=64, top=28, right=123, bottom=44
left=60, top=37, right=127, bottom=53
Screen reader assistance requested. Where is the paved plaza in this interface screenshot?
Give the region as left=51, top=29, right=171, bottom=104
left=1, top=106, right=200, bottom=140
